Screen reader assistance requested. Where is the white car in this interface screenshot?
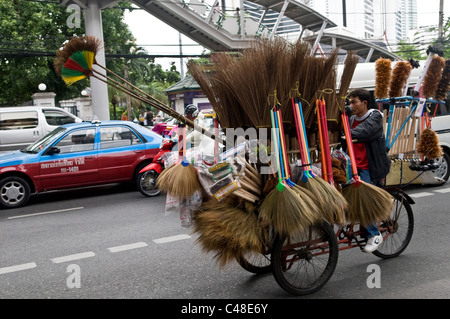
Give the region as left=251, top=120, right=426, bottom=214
left=0, top=106, right=82, bottom=152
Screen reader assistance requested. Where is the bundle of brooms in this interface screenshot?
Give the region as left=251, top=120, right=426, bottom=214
left=258, top=102, right=322, bottom=236
left=53, top=36, right=224, bottom=200
left=191, top=195, right=266, bottom=268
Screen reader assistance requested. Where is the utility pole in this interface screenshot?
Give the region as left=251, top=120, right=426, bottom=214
left=179, top=32, right=185, bottom=80
left=438, top=0, right=444, bottom=43
left=342, top=0, right=347, bottom=27
left=124, top=65, right=133, bottom=122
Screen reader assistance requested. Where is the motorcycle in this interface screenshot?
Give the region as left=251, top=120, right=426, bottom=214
left=137, top=138, right=176, bottom=197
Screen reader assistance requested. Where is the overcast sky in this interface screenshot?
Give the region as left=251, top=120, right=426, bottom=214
left=123, top=0, right=449, bottom=71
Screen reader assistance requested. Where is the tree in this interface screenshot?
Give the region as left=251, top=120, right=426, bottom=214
left=394, top=39, right=425, bottom=61
left=431, top=17, right=450, bottom=58
left=0, top=0, right=180, bottom=111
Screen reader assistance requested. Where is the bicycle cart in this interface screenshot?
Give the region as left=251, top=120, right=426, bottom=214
left=235, top=186, right=414, bottom=295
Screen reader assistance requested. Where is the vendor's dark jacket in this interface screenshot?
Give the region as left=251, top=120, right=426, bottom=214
left=348, top=109, right=391, bottom=183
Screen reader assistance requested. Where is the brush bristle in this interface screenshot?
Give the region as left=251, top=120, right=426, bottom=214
left=297, top=176, right=347, bottom=224
left=192, top=200, right=263, bottom=268
left=156, top=163, right=202, bottom=199
left=389, top=62, right=412, bottom=98
left=422, top=55, right=445, bottom=99
left=54, top=36, right=102, bottom=76
left=374, top=58, right=392, bottom=99
left=259, top=185, right=319, bottom=236
left=435, top=59, right=450, bottom=101
left=416, top=128, right=443, bottom=159
left=342, top=182, right=393, bottom=226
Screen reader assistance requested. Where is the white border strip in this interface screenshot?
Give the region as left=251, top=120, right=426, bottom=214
left=0, top=262, right=37, bottom=275
left=8, top=207, right=84, bottom=220
left=409, top=192, right=434, bottom=198
left=153, top=234, right=191, bottom=244
left=434, top=187, right=450, bottom=193
left=107, top=242, right=148, bottom=253
left=51, top=251, right=95, bottom=264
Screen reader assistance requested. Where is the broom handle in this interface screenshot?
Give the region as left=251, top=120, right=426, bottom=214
left=90, top=70, right=225, bottom=145
left=321, top=99, right=335, bottom=185
left=269, top=107, right=285, bottom=191
left=291, top=98, right=308, bottom=169
left=341, top=113, right=360, bottom=180
left=316, top=100, right=327, bottom=181
left=274, top=105, right=289, bottom=181
left=292, top=98, right=311, bottom=171
left=297, top=98, right=317, bottom=176
left=177, top=124, right=184, bottom=163
left=388, top=103, right=417, bottom=150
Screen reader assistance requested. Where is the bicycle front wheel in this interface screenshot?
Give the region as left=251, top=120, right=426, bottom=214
left=372, top=192, right=414, bottom=259
left=271, top=221, right=338, bottom=295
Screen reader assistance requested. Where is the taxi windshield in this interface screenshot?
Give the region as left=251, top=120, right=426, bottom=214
left=21, top=127, right=67, bottom=154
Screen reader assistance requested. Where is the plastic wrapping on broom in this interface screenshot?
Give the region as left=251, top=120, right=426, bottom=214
left=332, top=149, right=353, bottom=184
left=162, top=149, right=203, bottom=169
left=197, top=162, right=241, bottom=201
left=179, top=190, right=202, bottom=228
left=165, top=193, right=180, bottom=216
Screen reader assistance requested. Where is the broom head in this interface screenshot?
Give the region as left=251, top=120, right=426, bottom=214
left=156, top=163, right=202, bottom=199
left=259, top=183, right=319, bottom=236
left=54, top=36, right=102, bottom=86
left=342, top=181, right=393, bottom=226
left=297, top=175, right=347, bottom=225
left=192, top=196, right=264, bottom=268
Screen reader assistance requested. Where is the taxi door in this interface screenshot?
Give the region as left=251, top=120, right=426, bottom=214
left=38, top=128, right=98, bottom=190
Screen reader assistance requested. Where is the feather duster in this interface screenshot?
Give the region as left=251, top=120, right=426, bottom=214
left=416, top=128, right=443, bottom=160
left=422, top=56, right=445, bottom=99
left=434, top=59, right=450, bottom=101
left=374, top=58, right=392, bottom=99
left=389, top=61, right=413, bottom=98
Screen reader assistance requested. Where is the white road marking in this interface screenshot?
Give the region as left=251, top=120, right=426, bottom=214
left=51, top=251, right=95, bottom=264
left=8, top=207, right=84, bottom=220
left=409, top=192, right=434, bottom=198
left=0, top=262, right=37, bottom=275
left=153, top=234, right=191, bottom=244
left=433, top=187, right=450, bottom=193
left=107, top=242, right=148, bottom=253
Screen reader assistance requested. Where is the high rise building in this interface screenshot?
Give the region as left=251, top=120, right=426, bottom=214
left=301, top=0, right=418, bottom=49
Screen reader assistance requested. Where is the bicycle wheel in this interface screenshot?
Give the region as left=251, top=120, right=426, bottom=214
left=372, top=193, right=414, bottom=259
left=236, top=250, right=271, bottom=274
left=271, top=220, right=338, bottom=295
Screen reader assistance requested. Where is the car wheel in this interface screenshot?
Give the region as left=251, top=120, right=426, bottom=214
left=137, top=170, right=161, bottom=197
left=0, top=176, right=31, bottom=209
left=433, top=151, right=450, bottom=185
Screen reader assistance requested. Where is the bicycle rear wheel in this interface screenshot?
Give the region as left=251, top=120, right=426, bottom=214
left=372, top=193, right=414, bottom=258
left=236, top=251, right=271, bottom=274
left=271, top=221, right=338, bottom=295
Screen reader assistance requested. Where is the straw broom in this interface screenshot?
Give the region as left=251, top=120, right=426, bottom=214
left=273, top=104, right=322, bottom=227
left=341, top=112, right=393, bottom=226
left=292, top=97, right=347, bottom=224
left=258, top=104, right=318, bottom=236
left=192, top=196, right=264, bottom=268
left=156, top=124, right=202, bottom=199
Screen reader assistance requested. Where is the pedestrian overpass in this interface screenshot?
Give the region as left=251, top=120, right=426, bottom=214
left=58, top=0, right=400, bottom=119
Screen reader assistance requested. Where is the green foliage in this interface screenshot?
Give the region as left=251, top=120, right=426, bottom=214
left=396, top=18, right=450, bottom=61
left=0, top=0, right=180, bottom=109
left=395, top=39, right=425, bottom=60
